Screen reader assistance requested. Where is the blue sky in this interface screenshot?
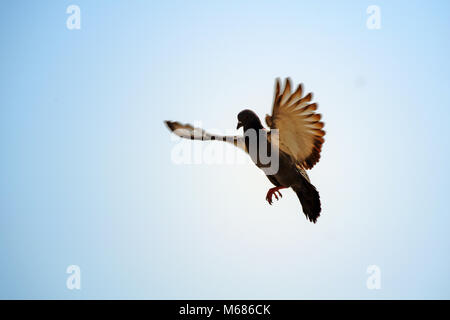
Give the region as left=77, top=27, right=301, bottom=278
left=1, top=0, right=450, bottom=299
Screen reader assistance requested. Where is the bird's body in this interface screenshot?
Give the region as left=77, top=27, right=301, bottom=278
left=165, top=78, right=325, bottom=223
left=237, top=109, right=321, bottom=222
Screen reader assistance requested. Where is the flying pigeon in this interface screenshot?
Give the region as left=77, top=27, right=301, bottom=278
left=165, top=78, right=325, bottom=223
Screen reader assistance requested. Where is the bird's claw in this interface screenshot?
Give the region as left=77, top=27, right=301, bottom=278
left=266, top=187, right=284, bottom=205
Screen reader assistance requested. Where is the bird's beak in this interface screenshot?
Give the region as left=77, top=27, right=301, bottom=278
left=236, top=121, right=243, bottom=130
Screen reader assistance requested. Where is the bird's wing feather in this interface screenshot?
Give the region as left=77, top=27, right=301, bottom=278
left=266, top=78, right=325, bottom=169
left=164, top=120, right=247, bottom=152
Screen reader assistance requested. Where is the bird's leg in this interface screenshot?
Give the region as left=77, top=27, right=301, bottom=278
left=266, top=186, right=287, bottom=205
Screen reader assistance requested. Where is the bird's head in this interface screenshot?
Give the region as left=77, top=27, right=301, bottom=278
left=237, top=109, right=263, bottom=130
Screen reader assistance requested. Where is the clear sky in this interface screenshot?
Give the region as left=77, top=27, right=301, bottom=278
left=1, top=0, right=450, bottom=299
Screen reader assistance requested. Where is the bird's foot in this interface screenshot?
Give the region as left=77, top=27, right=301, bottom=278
left=266, top=186, right=286, bottom=205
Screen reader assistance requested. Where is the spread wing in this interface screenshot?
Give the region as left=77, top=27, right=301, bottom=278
left=164, top=121, right=247, bottom=152
left=265, top=78, right=325, bottom=169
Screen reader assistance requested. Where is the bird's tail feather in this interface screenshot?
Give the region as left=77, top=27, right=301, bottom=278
left=292, top=179, right=321, bottom=223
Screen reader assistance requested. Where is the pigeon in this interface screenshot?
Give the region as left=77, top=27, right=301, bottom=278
left=165, top=78, right=325, bottom=223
